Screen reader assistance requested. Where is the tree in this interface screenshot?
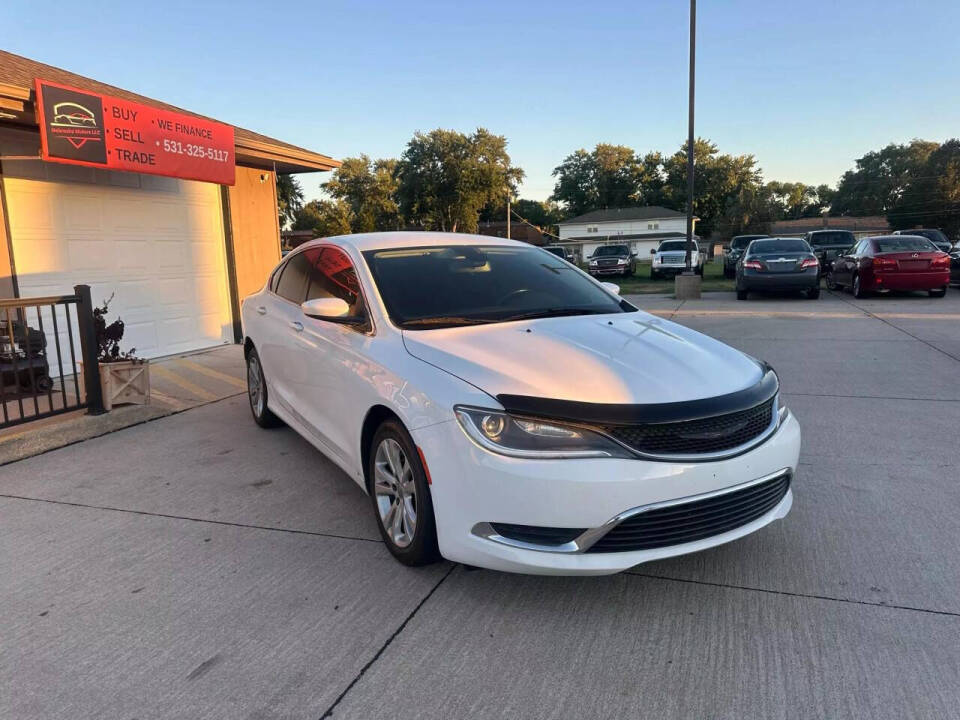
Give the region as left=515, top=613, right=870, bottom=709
left=714, top=184, right=776, bottom=238
left=276, top=175, right=304, bottom=229
left=888, top=139, right=960, bottom=239
left=550, top=144, right=644, bottom=216
left=322, top=155, right=400, bottom=232
left=395, top=128, right=524, bottom=233
left=292, top=199, right=351, bottom=237
left=480, top=198, right=564, bottom=232
left=831, top=140, right=938, bottom=216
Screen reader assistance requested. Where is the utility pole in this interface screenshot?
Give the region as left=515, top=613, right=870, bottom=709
left=676, top=0, right=702, bottom=299
left=506, top=196, right=511, bottom=239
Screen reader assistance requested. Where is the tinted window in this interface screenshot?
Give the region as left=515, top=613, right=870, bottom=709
left=855, top=240, right=871, bottom=255
left=593, top=245, right=630, bottom=257
left=364, top=245, right=634, bottom=329
left=809, top=231, right=855, bottom=247
left=303, top=246, right=366, bottom=316
left=659, top=241, right=696, bottom=252
left=748, top=239, right=811, bottom=254
left=274, top=253, right=311, bottom=302
left=875, top=237, right=937, bottom=253
left=731, top=235, right=766, bottom=249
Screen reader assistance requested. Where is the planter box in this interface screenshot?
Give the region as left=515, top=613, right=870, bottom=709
left=81, top=360, right=150, bottom=411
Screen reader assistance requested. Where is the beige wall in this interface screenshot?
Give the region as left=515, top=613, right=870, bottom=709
left=226, top=165, right=281, bottom=302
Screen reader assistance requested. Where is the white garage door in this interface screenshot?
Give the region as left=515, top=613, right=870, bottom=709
left=4, top=169, right=233, bottom=359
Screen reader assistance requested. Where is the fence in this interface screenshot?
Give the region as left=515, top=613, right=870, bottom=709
left=0, top=285, right=103, bottom=429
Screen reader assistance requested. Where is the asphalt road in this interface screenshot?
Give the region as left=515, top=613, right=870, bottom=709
left=2, top=289, right=959, bottom=719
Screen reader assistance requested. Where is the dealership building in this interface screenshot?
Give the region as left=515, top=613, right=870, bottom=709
left=0, top=50, right=338, bottom=358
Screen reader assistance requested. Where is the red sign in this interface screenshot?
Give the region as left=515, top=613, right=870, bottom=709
left=35, top=79, right=236, bottom=185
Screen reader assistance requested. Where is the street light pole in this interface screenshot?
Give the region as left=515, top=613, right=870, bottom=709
left=684, top=0, right=696, bottom=273
left=675, top=0, right=702, bottom=299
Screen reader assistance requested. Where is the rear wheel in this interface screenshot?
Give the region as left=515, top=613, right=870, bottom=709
left=807, top=286, right=821, bottom=299
left=723, top=267, right=734, bottom=279
left=369, top=420, right=441, bottom=566
left=929, top=286, right=947, bottom=298
left=246, top=346, right=283, bottom=428
left=736, top=288, right=748, bottom=300
left=852, top=274, right=868, bottom=298
left=825, top=272, right=838, bottom=291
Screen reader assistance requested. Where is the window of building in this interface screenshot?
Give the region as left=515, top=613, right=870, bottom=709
left=647, top=222, right=660, bottom=230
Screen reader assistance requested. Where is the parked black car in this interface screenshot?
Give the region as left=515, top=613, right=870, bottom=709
left=736, top=238, right=821, bottom=300
left=804, top=230, right=856, bottom=271
left=543, top=245, right=573, bottom=261
left=587, top=244, right=636, bottom=277
left=723, top=234, right=768, bottom=278
left=892, top=229, right=953, bottom=253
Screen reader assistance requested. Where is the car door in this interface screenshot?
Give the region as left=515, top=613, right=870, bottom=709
left=257, top=250, right=311, bottom=416
left=291, top=245, right=375, bottom=466
left=834, top=241, right=861, bottom=285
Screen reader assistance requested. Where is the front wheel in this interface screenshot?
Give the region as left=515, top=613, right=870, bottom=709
left=369, top=420, right=441, bottom=566
left=929, top=287, right=947, bottom=298
left=246, top=346, right=283, bottom=428
left=736, top=288, right=748, bottom=300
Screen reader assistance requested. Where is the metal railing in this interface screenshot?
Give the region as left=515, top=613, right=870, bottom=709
left=0, top=284, right=103, bottom=429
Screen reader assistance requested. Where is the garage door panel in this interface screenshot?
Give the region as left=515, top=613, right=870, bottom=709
left=6, top=174, right=232, bottom=360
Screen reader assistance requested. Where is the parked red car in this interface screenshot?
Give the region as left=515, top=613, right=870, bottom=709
left=826, top=235, right=951, bottom=298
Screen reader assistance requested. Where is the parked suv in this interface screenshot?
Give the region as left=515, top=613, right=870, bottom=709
left=723, top=234, right=768, bottom=278
left=804, top=230, right=856, bottom=271
left=588, top=244, right=636, bottom=277
left=651, top=239, right=703, bottom=278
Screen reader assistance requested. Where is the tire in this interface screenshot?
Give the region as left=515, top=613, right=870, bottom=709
left=852, top=274, right=868, bottom=298
left=807, top=287, right=821, bottom=299
left=929, top=287, right=947, bottom=298
left=650, top=269, right=659, bottom=280
left=369, top=420, right=441, bottom=566
left=723, top=267, right=734, bottom=279
left=825, top=272, right=838, bottom=291
left=697, top=264, right=704, bottom=277
left=246, top=346, right=283, bottom=428
left=736, top=288, right=748, bottom=300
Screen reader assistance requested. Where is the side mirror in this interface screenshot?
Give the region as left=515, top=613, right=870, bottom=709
left=649, top=248, right=656, bottom=255
left=601, top=281, right=621, bottom=295
left=301, top=297, right=351, bottom=320
left=630, top=252, right=638, bottom=258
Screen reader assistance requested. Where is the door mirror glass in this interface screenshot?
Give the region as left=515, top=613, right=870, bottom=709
left=649, top=248, right=656, bottom=255
left=601, top=281, right=621, bottom=295
left=301, top=297, right=351, bottom=320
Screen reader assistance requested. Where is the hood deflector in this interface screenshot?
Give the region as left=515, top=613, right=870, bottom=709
left=497, top=367, right=778, bottom=426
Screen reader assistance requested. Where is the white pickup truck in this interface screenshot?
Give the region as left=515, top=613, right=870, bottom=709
left=650, top=239, right=704, bottom=278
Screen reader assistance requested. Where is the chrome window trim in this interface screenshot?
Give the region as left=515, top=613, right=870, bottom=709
left=471, top=462, right=793, bottom=555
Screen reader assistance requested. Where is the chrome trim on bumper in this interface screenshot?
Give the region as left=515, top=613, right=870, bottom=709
left=471, top=462, right=793, bottom=555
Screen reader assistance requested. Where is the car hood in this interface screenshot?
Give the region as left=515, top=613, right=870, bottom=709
left=402, top=311, right=763, bottom=406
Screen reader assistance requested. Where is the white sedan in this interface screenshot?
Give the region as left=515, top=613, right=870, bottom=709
left=241, top=232, right=800, bottom=575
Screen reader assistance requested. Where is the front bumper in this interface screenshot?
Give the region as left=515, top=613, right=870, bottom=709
left=412, top=408, right=801, bottom=575
left=590, top=265, right=629, bottom=275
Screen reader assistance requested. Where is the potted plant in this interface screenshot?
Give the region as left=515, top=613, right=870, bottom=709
left=84, top=294, right=150, bottom=410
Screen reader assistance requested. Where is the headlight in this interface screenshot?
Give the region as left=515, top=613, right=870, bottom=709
left=589, top=260, right=598, bottom=266
left=454, top=406, right=633, bottom=459
left=616, top=258, right=627, bottom=264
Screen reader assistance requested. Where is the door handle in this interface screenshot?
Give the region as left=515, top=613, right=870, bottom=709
left=256, top=306, right=266, bottom=315
left=289, top=321, right=304, bottom=332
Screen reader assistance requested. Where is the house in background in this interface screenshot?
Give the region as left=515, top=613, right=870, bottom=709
left=556, top=206, right=697, bottom=259
left=0, top=50, right=338, bottom=359
left=476, top=220, right=551, bottom=246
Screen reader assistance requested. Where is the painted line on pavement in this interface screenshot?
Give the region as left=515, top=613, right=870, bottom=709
left=173, top=358, right=247, bottom=390
left=150, top=364, right=218, bottom=401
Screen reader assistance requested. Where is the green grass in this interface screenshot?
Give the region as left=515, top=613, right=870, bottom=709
left=584, top=261, right=734, bottom=294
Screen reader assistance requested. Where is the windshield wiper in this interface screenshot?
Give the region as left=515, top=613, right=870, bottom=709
left=400, top=316, right=495, bottom=329
left=501, top=307, right=610, bottom=322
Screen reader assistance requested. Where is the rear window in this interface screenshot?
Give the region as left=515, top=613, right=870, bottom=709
left=808, top=231, right=855, bottom=247
left=875, top=237, right=937, bottom=253
left=749, top=239, right=811, bottom=254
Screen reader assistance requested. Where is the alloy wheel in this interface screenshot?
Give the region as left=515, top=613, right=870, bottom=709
left=247, top=355, right=264, bottom=417
left=373, top=438, right=418, bottom=548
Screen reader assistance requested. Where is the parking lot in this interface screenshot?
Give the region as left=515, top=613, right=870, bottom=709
left=2, top=288, right=959, bottom=720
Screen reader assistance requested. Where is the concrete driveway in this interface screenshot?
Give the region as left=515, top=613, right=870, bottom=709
left=2, top=289, right=959, bottom=719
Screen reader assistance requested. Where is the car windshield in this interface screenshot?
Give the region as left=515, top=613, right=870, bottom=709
left=809, top=232, right=855, bottom=247
left=363, top=245, right=634, bottom=329
left=593, top=245, right=629, bottom=257
left=659, top=241, right=694, bottom=252
left=876, top=237, right=937, bottom=253
left=731, top=235, right=765, bottom=249
left=749, top=239, right=811, bottom=254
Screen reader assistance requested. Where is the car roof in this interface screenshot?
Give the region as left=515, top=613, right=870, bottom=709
left=300, top=231, right=525, bottom=253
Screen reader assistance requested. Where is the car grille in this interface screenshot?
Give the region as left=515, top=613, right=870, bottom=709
left=601, top=397, right=776, bottom=457
left=586, top=472, right=790, bottom=553
left=597, top=258, right=619, bottom=267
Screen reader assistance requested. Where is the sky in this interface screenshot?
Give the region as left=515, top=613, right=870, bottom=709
left=4, top=0, right=960, bottom=204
